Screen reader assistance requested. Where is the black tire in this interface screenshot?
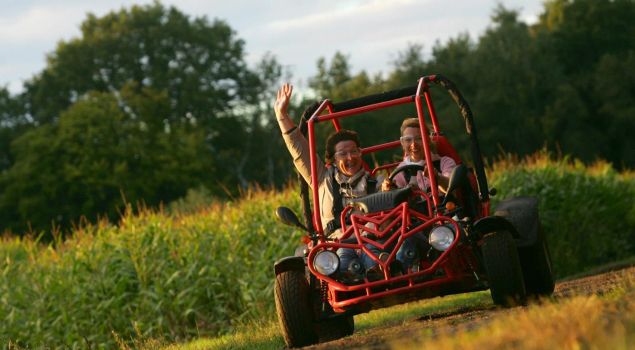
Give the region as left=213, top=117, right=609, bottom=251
left=274, top=270, right=318, bottom=348
left=518, top=227, right=555, bottom=298
left=316, top=314, right=354, bottom=342
left=481, top=230, right=527, bottom=307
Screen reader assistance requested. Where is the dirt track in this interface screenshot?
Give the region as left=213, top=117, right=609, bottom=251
left=303, top=266, right=635, bottom=350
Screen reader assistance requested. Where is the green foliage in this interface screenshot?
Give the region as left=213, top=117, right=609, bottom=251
left=0, top=87, right=28, bottom=171
left=2, top=155, right=633, bottom=347
left=0, top=85, right=212, bottom=235
left=310, top=0, right=635, bottom=171
left=168, top=186, right=216, bottom=215
left=0, top=189, right=303, bottom=347
left=0, top=2, right=288, bottom=234
left=490, top=154, right=635, bottom=277
left=2, top=0, right=635, bottom=244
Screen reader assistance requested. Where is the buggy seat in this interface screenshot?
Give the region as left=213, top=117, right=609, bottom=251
left=431, top=134, right=462, bottom=164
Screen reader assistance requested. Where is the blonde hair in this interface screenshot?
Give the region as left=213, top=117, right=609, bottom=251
left=400, top=117, right=437, bottom=153
left=400, top=118, right=420, bottom=135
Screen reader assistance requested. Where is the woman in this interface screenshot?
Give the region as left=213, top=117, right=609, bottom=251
left=274, top=83, right=379, bottom=282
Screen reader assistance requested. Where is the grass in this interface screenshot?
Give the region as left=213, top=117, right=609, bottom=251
left=392, top=269, right=635, bottom=350
left=1, top=152, right=634, bottom=347
left=489, top=150, right=635, bottom=277
left=1, top=189, right=305, bottom=348
left=154, top=291, right=492, bottom=350
left=159, top=267, right=635, bottom=350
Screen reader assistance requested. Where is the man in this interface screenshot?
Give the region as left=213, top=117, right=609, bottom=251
left=274, top=83, right=378, bottom=281
left=383, top=118, right=456, bottom=192
left=378, top=118, right=459, bottom=272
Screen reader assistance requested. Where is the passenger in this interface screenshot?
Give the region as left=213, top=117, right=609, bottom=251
left=274, top=83, right=379, bottom=283
left=382, top=118, right=457, bottom=193
left=372, top=118, right=458, bottom=273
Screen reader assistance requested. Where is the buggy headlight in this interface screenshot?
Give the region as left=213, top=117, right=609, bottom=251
left=314, top=250, right=339, bottom=276
left=429, top=225, right=455, bottom=251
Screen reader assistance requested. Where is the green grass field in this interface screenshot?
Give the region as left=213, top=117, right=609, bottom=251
left=1, top=152, right=634, bottom=348
left=132, top=265, right=635, bottom=350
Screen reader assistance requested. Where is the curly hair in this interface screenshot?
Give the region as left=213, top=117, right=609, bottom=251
left=324, top=129, right=360, bottom=164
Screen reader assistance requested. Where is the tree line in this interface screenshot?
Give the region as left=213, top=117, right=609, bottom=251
left=1, top=0, right=633, bottom=236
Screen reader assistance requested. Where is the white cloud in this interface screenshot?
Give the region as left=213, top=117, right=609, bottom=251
left=0, top=0, right=544, bottom=93
left=0, top=6, right=83, bottom=43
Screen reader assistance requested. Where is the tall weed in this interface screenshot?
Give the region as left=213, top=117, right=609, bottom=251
left=0, top=190, right=302, bottom=347
left=490, top=152, right=635, bottom=277
left=1, top=153, right=633, bottom=346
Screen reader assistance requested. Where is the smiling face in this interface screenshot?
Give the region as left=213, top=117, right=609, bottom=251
left=334, top=140, right=363, bottom=176
left=401, top=127, right=424, bottom=162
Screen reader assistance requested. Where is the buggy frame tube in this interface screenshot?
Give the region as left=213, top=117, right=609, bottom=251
left=325, top=102, right=342, bottom=131
left=362, top=140, right=402, bottom=155
left=309, top=97, right=419, bottom=238
left=307, top=118, right=325, bottom=239
left=315, top=96, right=414, bottom=124
left=422, top=75, right=490, bottom=204
left=424, top=89, right=440, bottom=134
left=415, top=78, right=441, bottom=209
left=306, top=75, right=491, bottom=237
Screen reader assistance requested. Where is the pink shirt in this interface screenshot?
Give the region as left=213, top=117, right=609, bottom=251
left=393, top=156, right=456, bottom=191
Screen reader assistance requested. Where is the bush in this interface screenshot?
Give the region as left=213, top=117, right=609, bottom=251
left=2, top=154, right=634, bottom=346
left=490, top=153, right=635, bottom=277
left=0, top=190, right=303, bottom=347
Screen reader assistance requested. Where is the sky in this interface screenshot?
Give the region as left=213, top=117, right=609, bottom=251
left=0, top=0, right=544, bottom=94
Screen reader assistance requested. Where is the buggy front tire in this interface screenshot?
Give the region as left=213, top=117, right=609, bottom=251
left=316, top=313, right=354, bottom=342
left=274, top=270, right=318, bottom=347
left=481, top=230, right=527, bottom=307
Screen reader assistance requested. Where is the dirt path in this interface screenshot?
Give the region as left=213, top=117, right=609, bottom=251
left=303, top=266, right=635, bottom=350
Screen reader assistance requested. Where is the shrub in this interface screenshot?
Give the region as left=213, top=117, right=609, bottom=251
left=1, top=154, right=633, bottom=346
left=0, top=190, right=303, bottom=347
left=490, top=153, right=635, bottom=277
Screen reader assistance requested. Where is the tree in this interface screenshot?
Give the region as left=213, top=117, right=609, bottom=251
left=0, top=2, right=290, bottom=233
left=0, top=84, right=211, bottom=235
left=463, top=6, right=561, bottom=158
left=593, top=51, right=635, bottom=167
left=538, top=0, right=635, bottom=166
left=0, top=87, right=29, bottom=172
left=19, top=2, right=262, bottom=182
left=308, top=52, right=383, bottom=101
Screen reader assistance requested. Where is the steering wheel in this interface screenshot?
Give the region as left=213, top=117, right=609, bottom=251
left=387, top=164, right=425, bottom=182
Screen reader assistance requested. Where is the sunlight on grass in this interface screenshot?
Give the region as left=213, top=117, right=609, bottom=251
left=163, top=291, right=493, bottom=350
left=355, top=291, right=491, bottom=331
left=391, top=269, right=635, bottom=350
left=159, top=320, right=283, bottom=350
left=3, top=153, right=634, bottom=347
left=161, top=270, right=635, bottom=350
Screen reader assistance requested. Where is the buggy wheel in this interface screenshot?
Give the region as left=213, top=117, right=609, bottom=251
left=481, top=230, right=527, bottom=307
left=316, top=314, right=355, bottom=342
left=519, top=227, right=555, bottom=298
left=274, top=270, right=318, bottom=347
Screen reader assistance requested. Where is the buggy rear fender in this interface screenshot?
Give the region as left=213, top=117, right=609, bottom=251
left=274, top=256, right=306, bottom=276
left=493, top=196, right=540, bottom=247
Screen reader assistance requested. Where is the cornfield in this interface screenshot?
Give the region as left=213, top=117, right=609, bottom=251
left=1, top=153, right=634, bottom=347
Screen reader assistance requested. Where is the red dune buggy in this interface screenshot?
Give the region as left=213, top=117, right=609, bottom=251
left=273, top=75, right=554, bottom=348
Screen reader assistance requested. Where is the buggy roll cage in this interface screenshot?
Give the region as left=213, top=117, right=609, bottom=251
left=301, top=75, right=490, bottom=240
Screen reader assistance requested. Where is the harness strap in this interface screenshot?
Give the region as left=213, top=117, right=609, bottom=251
left=325, top=168, right=377, bottom=236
